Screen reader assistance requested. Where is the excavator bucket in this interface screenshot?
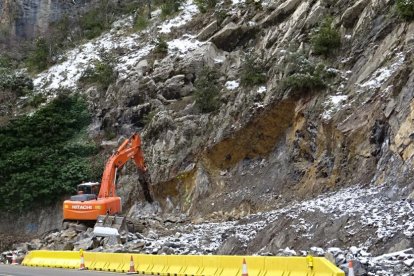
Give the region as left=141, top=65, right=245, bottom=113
left=93, top=215, right=127, bottom=237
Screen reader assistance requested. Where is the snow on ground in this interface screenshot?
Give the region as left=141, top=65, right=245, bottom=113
left=33, top=0, right=200, bottom=92
left=113, top=184, right=413, bottom=274
left=322, top=94, right=348, bottom=120
left=158, top=0, right=199, bottom=34
left=33, top=23, right=144, bottom=91
left=167, top=35, right=206, bottom=57
left=132, top=185, right=414, bottom=256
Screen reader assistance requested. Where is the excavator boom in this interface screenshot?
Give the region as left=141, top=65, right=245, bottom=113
left=98, top=134, right=147, bottom=199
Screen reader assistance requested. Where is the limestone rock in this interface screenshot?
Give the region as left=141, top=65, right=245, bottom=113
left=341, top=0, right=369, bottom=28
left=161, top=75, right=186, bottom=100
left=210, top=23, right=257, bottom=51
left=216, top=236, right=246, bottom=255
left=260, top=0, right=302, bottom=27
left=136, top=59, right=150, bottom=76
left=197, top=20, right=219, bottom=41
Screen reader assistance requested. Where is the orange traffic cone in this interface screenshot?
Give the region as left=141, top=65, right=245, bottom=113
left=242, top=258, right=248, bottom=276
left=348, top=260, right=355, bottom=276
left=127, top=255, right=137, bottom=274
left=79, top=252, right=86, bottom=270
left=11, top=252, right=18, bottom=265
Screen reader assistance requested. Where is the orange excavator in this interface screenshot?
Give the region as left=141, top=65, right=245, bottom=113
left=63, top=133, right=152, bottom=236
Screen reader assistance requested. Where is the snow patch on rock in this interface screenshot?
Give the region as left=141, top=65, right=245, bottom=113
left=168, top=35, right=206, bottom=57
left=158, top=0, right=199, bottom=34
left=359, top=52, right=405, bottom=89
left=322, top=95, right=348, bottom=120
left=225, top=80, right=240, bottom=90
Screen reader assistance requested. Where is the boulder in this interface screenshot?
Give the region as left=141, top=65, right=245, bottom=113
left=197, top=20, right=219, bottom=41
left=136, top=59, right=150, bottom=75
left=210, top=23, right=257, bottom=51
left=161, top=75, right=186, bottom=100
left=305, top=2, right=326, bottom=28
left=74, top=237, right=94, bottom=251
left=216, top=236, right=246, bottom=255
left=260, top=0, right=302, bottom=27
left=103, top=236, right=122, bottom=247
left=341, top=0, right=369, bottom=28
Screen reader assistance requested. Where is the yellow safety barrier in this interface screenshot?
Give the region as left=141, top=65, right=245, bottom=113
left=201, top=255, right=221, bottom=275
left=144, top=254, right=168, bottom=274
left=22, top=250, right=79, bottom=269
left=22, top=251, right=345, bottom=276
left=133, top=254, right=153, bottom=274
left=244, top=256, right=265, bottom=276
left=218, top=255, right=241, bottom=276
left=181, top=255, right=203, bottom=275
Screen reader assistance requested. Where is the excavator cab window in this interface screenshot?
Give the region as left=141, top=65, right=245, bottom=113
left=70, top=182, right=100, bottom=202
left=77, top=182, right=100, bottom=196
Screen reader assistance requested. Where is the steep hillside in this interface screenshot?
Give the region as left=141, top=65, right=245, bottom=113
left=1, top=0, right=414, bottom=274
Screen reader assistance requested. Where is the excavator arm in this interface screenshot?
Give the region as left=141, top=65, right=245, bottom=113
left=98, top=133, right=150, bottom=199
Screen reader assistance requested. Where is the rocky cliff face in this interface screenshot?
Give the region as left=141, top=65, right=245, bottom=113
left=0, top=0, right=92, bottom=40
left=2, top=0, right=414, bottom=273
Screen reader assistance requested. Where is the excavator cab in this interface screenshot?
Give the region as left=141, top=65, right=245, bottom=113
left=70, top=182, right=100, bottom=202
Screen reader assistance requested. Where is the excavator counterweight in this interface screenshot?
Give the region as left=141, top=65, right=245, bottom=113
left=62, top=133, right=152, bottom=236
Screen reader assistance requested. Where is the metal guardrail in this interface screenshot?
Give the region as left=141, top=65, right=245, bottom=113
left=22, top=250, right=345, bottom=275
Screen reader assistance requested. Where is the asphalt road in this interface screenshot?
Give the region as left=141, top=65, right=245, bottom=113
left=0, top=265, right=145, bottom=275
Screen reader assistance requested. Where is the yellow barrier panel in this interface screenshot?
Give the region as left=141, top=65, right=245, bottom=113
left=88, top=252, right=109, bottom=271
left=22, top=250, right=79, bottom=269
left=313, top=257, right=344, bottom=276
left=145, top=254, right=168, bottom=275
left=286, top=257, right=313, bottom=276
left=162, top=255, right=186, bottom=275
left=217, top=255, right=241, bottom=276
left=134, top=254, right=154, bottom=274
left=201, top=255, right=221, bottom=276
left=244, top=256, right=265, bottom=276
left=263, top=256, right=288, bottom=276
left=181, top=255, right=203, bottom=275
left=83, top=251, right=96, bottom=269
left=22, top=250, right=344, bottom=276
left=101, top=253, right=129, bottom=272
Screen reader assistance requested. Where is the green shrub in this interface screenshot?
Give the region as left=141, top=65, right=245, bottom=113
left=0, top=94, right=98, bottom=212
left=396, top=0, right=414, bottom=20
left=195, top=67, right=221, bottom=113
left=246, top=0, right=263, bottom=10
left=80, top=54, right=116, bottom=89
left=194, top=0, right=217, bottom=13
left=0, top=56, right=13, bottom=69
left=281, top=53, right=330, bottom=96
left=240, top=54, right=267, bottom=86
left=142, top=110, right=157, bottom=125
left=161, top=0, right=184, bottom=18
left=283, top=73, right=326, bottom=91
left=80, top=9, right=107, bottom=39
left=26, top=38, right=51, bottom=73
left=134, top=15, right=149, bottom=31
left=26, top=93, right=47, bottom=108
left=215, top=9, right=229, bottom=25
left=0, top=71, right=33, bottom=97
left=153, top=37, right=169, bottom=58
left=310, top=17, right=341, bottom=56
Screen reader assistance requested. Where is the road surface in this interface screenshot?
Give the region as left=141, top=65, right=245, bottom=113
left=0, top=264, right=146, bottom=275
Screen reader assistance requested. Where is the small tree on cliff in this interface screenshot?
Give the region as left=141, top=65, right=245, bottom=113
left=194, top=67, right=221, bottom=113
